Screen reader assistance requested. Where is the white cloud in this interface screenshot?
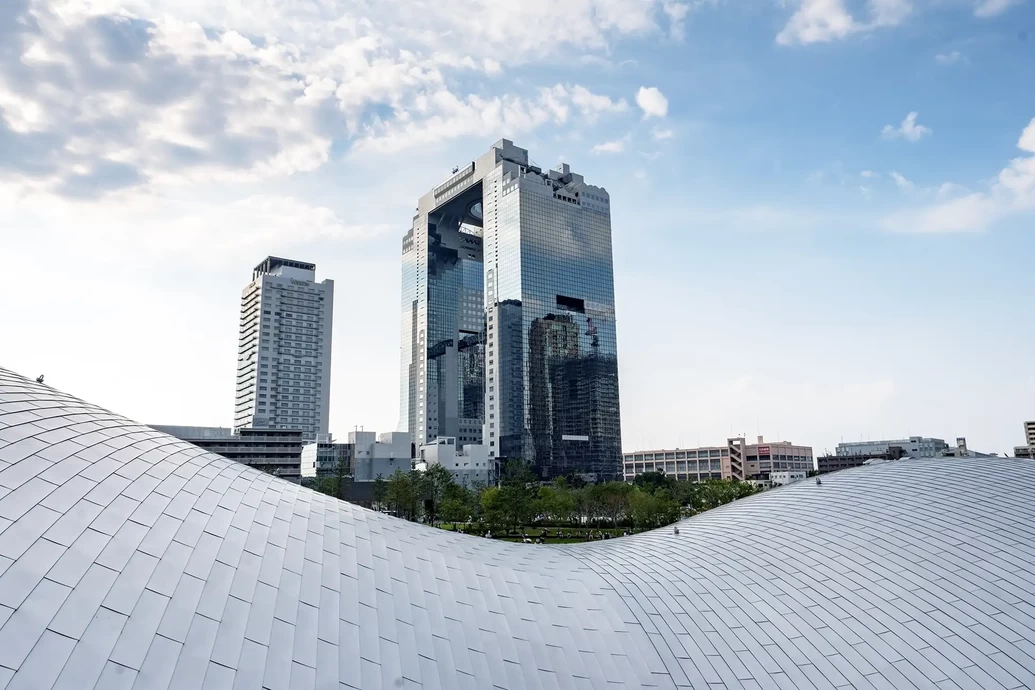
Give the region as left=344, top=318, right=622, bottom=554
left=776, top=0, right=860, bottom=45
left=777, top=0, right=1018, bottom=45
left=870, top=0, right=912, bottom=26
left=663, top=1, right=691, bottom=39
left=1019, top=118, right=1035, bottom=153
left=0, top=0, right=683, bottom=199
left=592, top=138, right=627, bottom=154
left=0, top=5, right=347, bottom=198
left=882, top=112, right=931, bottom=142
left=652, top=127, right=674, bottom=140
left=935, top=182, right=971, bottom=200
left=569, top=85, right=629, bottom=122
left=776, top=0, right=910, bottom=45
left=356, top=84, right=625, bottom=154
left=935, top=50, right=964, bottom=65
left=883, top=117, right=1035, bottom=232
left=890, top=171, right=914, bottom=190
left=861, top=170, right=878, bottom=178
left=973, top=0, right=1022, bottom=17
left=636, top=86, right=669, bottom=118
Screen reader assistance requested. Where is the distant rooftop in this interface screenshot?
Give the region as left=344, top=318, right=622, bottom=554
left=252, top=256, right=317, bottom=281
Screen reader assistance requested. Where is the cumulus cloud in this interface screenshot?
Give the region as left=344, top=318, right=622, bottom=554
left=663, top=1, right=691, bottom=39
left=357, top=84, right=625, bottom=154
left=889, top=171, right=914, bottom=190
left=0, top=2, right=360, bottom=198
left=883, top=117, right=1035, bottom=232
left=776, top=0, right=1019, bottom=45
left=652, top=127, right=674, bottom=140
left=776, top=0, right=910, bottom=45
left=0, top=0, right=687, bottom=200
left=592, top=138, right=627, bottom=154
left=882, top=112, right=931, bottom=142
left=636, top=86, right=669, bottom=118
left=570, top=85, right=629, bottom=122
left=861, top=170, right=878, bottom=178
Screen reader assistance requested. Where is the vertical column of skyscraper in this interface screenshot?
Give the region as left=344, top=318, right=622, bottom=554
left=400, top=156, right=487, bottom=447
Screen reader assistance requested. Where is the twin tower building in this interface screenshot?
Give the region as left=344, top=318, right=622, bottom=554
left=401, top=140, right=622, bottom=481
left=236, top=140, right=622, bottom=481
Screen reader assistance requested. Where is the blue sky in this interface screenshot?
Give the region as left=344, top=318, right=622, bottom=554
left=2, top=0, right=1033, bottom=456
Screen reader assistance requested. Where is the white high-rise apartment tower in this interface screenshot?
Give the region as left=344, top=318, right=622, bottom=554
left=234, top=257, right=334, bottom=441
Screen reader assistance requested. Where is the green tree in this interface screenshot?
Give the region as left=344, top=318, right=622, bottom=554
left=498, top=460, right=537, bottom=530
left=385, top=469, right=416, bottom=520
left=372, top=474, right=387, bottom=512
left=480, top=486, right=505, bottom=531
left=333, top=451, right=352, bottom=500
left=438, top=481, right=474, bottom=528
left=408, top=470, right=426, bottom=521
left=676, top=478, right=758, bottom=514
left=629, top=488, right=680, bottom=529
left=536, top=478, right=577, bottom=525
left=633, top=471, right=675, bottom=495
left=587, top=482, right=633, bottom=527
left=438, top=497, right=468, bottom=527
left=422, top=464, right=456, bottom=525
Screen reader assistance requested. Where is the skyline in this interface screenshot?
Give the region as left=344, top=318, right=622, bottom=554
left=2, top=0, right=1033, bottom=457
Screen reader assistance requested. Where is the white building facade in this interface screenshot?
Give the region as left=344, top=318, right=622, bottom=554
left=352, top=430, right=413, bottom=482
left=769, top=470, right=807, bottom=487
left=419, top=437, right=492, bottom=487
left=836, top=436, right=948, bottom=458
left=234, top=256, right=334, bottom=441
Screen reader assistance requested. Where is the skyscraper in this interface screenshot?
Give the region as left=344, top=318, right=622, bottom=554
left=234, top=256, right=333, bottom=441
left=400, top=140, right=621, bottom=480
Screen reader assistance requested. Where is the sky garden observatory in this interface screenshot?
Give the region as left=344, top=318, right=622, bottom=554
left=400, top=140, right=622, bottom=481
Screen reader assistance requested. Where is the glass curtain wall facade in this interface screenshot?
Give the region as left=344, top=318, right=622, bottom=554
left=401, top=140, right=621, bottom=481
left=400, top=168, right=486, bottom=447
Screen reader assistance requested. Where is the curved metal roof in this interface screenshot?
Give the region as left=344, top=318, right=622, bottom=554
left=0, top=366, right=1033, bottom=689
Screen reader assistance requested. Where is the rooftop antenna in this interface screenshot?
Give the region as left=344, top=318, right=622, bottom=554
left=35, top=374, right=44, bottom=384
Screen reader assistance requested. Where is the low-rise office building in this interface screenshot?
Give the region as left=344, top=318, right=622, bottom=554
left=149, top=424, right=310, bottom=479
left=624, top=436, right=813, bottom=482
left=301, top=440, right=354, bottom=477
left=418, top=437, right=493, bottom=487
left=769, top=470, right=807, bottom=486
left=624, top=446, right=726, bottom=482
left=837, top=436, right=948, bottom=458
left=817, top=446, right=908, bottom=475
left=351, top=430, right=413, bottom=481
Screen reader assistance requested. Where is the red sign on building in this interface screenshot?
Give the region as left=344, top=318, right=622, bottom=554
left=757, top=446, right=771, bottom=455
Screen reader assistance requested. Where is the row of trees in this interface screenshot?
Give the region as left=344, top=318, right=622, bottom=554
left=311, top=459, right=761, bottom=534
